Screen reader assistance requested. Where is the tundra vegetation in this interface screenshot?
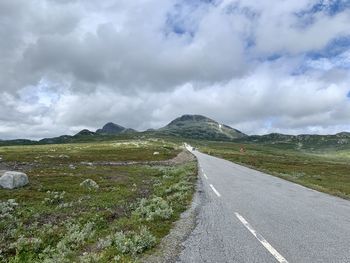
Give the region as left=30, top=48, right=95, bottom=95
left=195, top=140, right=350, bottom=199
left=0, top=139, right=197, bottom=262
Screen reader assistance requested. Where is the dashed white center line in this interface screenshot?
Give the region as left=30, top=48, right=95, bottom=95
left=209, top=184, right=221, bottom=197
left=203, top=173, right=208, bottom=179
left=235, top=212, right=289, bottom=263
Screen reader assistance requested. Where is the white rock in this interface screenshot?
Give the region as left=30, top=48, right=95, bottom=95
left=153, top=152, right=160, bottom=155
left=0, top=171, right=29, bottom=189
left=80, top=179, right=99, bottom=190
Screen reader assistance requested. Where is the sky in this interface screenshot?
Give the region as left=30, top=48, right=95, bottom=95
left=0, top=0, right=350, bottom=140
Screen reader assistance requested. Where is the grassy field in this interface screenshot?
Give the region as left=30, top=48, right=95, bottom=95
left=193, top=140, right=350, bottom=199
left=0, top=139, right=197, bottom=262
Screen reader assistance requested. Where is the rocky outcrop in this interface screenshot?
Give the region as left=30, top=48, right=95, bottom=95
left=0, top=171, right=29, bottom=189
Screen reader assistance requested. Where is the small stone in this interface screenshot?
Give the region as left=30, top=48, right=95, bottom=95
left=153, top=152, right=160, bottom=155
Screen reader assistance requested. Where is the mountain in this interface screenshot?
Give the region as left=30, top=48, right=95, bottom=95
left=1, top=115, right=349, bottom=148
left=96, top=122, right=136, bottom=135
left=157, top=114, right=246, bottom=140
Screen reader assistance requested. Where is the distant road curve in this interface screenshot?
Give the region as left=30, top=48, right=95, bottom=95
left=178, top=147, right=350, bottom=263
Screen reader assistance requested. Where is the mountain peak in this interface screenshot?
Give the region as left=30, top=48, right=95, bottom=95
left=74, top=129, right=95, bottom=136
left=96, top=122, right=126, bottom=135
left=103, top=122, right=125, bottom=130
left=176, top=114, right=212, bottom=122
left=160, top=114, right=246, bottom=140
left=166, top=114, right=215, bottom=127
left=96, top=122, right=136, bottom=135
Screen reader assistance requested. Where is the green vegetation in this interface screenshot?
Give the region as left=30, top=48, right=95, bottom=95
left=0, top=139, right=197, bottom=262
left=194, top=140, right=350, bottom=199
left=0, top=140, right=179, bottom=164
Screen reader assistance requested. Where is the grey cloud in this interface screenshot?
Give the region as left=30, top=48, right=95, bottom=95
left=17, top=17, right=246, bottom=93
left=0, top=0, right=350, bottom=139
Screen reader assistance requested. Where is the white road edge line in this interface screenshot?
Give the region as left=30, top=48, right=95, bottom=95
left=203, top=173, right=208, bottom=179
left=234, top=212, right=288, bottom=263
left=209, top=184, right=221, bottom=197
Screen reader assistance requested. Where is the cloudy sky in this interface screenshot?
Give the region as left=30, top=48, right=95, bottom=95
left=1, top=0, right=350, bottom=139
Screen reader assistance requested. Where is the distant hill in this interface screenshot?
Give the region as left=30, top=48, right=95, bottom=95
left=0, top=139, right=35, bottom=146
left=157, top=114, right=246, bottom=140
left=37, top=123, right=136, bottom=144
left=96, top=122, right=135, bottom=135
left=239, top=132, right=350, bottom=150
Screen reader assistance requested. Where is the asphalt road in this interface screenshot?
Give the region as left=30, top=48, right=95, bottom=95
left=177, top=148, right=350, bottom=263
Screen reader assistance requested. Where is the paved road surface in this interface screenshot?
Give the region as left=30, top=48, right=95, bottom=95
left=177, top=148, right=350, bottom=263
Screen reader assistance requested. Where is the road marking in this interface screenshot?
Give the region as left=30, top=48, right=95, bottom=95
left=209, top=184, right=221, bottom=197
left=235, top=212, right=289, bottom=263
left=203, top=173, right=208, bottom=179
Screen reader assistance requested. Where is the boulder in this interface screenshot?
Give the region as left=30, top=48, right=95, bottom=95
left=80, top=179, right=99, bottom=190
left=0, top=171, right=29, bottom=189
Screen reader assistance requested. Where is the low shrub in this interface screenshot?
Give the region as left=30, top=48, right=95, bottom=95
left=165, top=180, right=192, bottom=195
left=10, top=236, right=42, bottom=254
left=0, top=199, right=21, bottom=259
left=79, top=252, right=102, bottom=263
left=167, top=191, right=187, bottom=202
left=38, top=221, right=95, bottom=262
left=0, top=199, right=18, bottom=220
left=133, top=197, right=173, bottom=222
left=98, top=226, right=156, bottom=256
left=42, top=191, right=65, bottom=206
